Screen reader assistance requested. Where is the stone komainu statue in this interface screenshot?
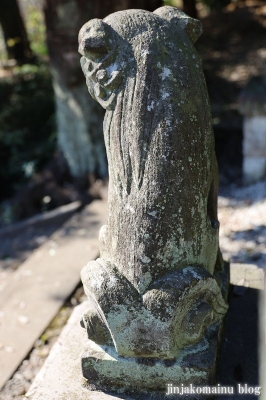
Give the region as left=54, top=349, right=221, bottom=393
left=78, top=6, right=228, bottom=389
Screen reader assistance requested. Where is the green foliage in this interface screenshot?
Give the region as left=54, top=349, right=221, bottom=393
left=0, top=64, right=56, bottom=200
left=163, top=0, right=183, bottom=7
left=0, top=3, right=47, bottom=61
left=26, top=6, right=47, bottom=57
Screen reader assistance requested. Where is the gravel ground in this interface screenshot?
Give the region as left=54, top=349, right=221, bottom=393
left=0, top=181, right=265, bottom=399
left=219, top=181, right=266, bottom=269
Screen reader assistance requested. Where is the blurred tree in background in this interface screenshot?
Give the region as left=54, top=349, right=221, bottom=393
left=183, top=0, right=198, bottom=18
left=0, top=0, right=35, bottom=64
left=164, top=0, right=232, bottom=19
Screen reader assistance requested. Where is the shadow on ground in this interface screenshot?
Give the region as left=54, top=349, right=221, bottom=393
left=217, top=285, right=260, bottom=398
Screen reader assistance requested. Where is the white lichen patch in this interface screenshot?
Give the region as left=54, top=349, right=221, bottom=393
left=125, top=204, right=135, bottom=213
left=140, top=255, right=151, bottom=264
left=162, top=92, right=170, bottom=100
left=107, top=275, right=119, bottom=289
left=147, top=101, right=155, bottom=111
left=148, top=211, right=157, bottom=217
left=141, top=49, right=150, bottom=57
left=159, top=67, right=171, bottom=81
left=182, top=266, right=202, bottom=280
left=90, top=273, right=105, bottom=290
left=106, top=63, right=119, bottom=75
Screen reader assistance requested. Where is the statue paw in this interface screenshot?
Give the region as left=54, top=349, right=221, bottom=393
left=80, top=298, right=113, bottom=346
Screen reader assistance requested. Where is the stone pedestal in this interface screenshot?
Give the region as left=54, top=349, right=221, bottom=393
left=82, top=324, right=221, bottom=394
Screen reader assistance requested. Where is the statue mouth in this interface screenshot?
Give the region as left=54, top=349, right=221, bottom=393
left=80, top=50, right=123, bottom=110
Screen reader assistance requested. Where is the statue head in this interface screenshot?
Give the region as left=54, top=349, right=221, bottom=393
left=78, top=7, right=203, bottom=111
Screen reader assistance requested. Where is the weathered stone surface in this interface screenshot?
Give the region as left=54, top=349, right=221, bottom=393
left=78, top=6, right=228, bottom=391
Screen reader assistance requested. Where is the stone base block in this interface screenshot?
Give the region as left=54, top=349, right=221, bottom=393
left=82, top=322, right=222, bottom=397
left=243, top=156, right=266, bottom=184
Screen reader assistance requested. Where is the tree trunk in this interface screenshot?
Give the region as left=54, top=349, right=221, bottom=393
left=43, top=0, right=162, bottom=184
left=0, top=0, right=34, bottom=64
left=93, top=0, right=163, bottom=13
left=182, top=0, right=198, bottom=19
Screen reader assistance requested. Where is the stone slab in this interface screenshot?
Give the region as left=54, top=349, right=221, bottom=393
left=0, top=199, right=107, bottom=390
left=243, top=157, right=266, bottom=184
left=26, top=301, right=125, bottom=400
left=243, top=116, right=266, bottom=157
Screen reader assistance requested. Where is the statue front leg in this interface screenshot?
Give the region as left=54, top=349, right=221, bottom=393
left=81, top=260, right=227, bottom=359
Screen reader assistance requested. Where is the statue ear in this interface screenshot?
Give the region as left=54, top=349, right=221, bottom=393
left=154, top=6, right=203, bottom=43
